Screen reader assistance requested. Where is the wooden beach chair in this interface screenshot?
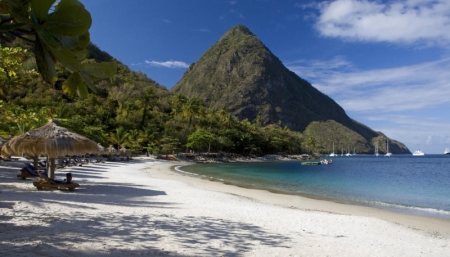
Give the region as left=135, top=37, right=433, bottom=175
left=33, top=172, right=80, bottom=192
left=17, top=165, right=44, bottom=180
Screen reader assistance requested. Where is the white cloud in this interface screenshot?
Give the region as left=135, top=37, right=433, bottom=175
left=145, top=60, right=189, bottom=68
left=314, top=0, right=450, bottom=46
left=286, top=56, right=450, bottom=112
left=194, top=28, right=211, bottom=32
left=286, top=56, right=450, bottom=152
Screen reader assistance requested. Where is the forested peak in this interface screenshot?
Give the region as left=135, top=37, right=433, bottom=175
left=222, top=24, right=255, bottom=38
left=211, top=24, right=266, bottom=53
left=87, top=43, right=115, bottom=62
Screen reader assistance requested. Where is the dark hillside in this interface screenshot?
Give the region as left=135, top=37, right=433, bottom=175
left=171, top=25, right=410, bottom=154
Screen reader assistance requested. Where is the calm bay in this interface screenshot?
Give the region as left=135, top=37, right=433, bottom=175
left=179, top=154, right=450, bottom=218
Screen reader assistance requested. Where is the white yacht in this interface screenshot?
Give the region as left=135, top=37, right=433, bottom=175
left=375, top=142, right=379, bottom=157
left=329, top=142, right=337, bottom=157
left=385, top=140, right=392, bottom=157
left=412, top=149, right=425, bottom=156
left=345, top=145, right=352, bottom=156
left=445, top=148, right=450, bottom=155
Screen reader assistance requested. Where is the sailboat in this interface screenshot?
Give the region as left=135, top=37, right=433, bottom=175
left=329, top=142, right=337, bottom=157
left=375, top=141, right=379, bottom=156
left=345, top=145, right=352, bottom=156
left=385, top=140, right=392, bottom=157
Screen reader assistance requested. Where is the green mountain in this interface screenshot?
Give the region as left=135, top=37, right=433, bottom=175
left=171, top=25, right=410, bottom=154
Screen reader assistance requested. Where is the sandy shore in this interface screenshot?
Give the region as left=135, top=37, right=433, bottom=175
left=1, top=158, right=449, bottom=256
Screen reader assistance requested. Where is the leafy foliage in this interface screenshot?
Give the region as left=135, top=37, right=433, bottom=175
left=0, top=0, right=116, bottom=97
left=0, top=25, right=410, bottom=155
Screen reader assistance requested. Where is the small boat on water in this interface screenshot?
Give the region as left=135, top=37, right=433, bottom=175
left=301, top=161, right=321, bottom=165
left=413, top=149, right=425, bottom=156
left=329, top=142, right=337, bottom=157
left=321, top=159, right=333, bottom=165
left=301, top=159, right=333, bottom=165
left=445, top=148, right=450, bottom=155
left=345, top=145, right=352, bottom=156
left=385, top=140, right=392, bottom=157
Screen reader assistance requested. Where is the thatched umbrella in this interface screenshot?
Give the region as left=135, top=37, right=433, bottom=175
left=1, top=137, right=10, bottom=156
left=119, top=147, right=132, bottom=158
left=0, top=136, right=8, bottom=145
left=106, top=145, right=118, bottom=160
left=1, top=120, right=98, bottom=179
left=97, top=143, right=106, bottom=153
left=107, top=145, right=118, bottom=155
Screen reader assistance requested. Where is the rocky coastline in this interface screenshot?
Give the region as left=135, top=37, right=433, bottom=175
left=157, top=152, right=318, bottom=164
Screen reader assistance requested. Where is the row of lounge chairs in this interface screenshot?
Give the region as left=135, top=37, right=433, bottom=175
left=16, top=159, right=88, bottom=191
left=15, top=156, right=130, bottom=191
left=33, top=171, right=79, bottom=192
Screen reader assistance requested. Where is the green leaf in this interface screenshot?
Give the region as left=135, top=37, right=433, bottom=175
left=1, top=0, right=24, bottom=9
left=77, top=80, right=89, bottom=98
left=0, top=22, right=26, bottom=32
left=74, top=49, right=89, bottom=61
left=35, top=24, right=62, bottom=50
left=62, top=71, right=81, bottom=94
left=34, top=38, right=57, bottom=84
left=30, top=0, right=55, bottom=22
left=10, top=7, right=31, bottom=24
left=74, top=31, right=90, bottom=51
left=43, top=0, right=91, bottom=36
left=55, top=35, right=79, bottom=49
left=79, top=71, right=97, bottom=93
left=81, top=62, right=117, bottom=79
left=48, top=46, right=81, bottom=71
left=62, top=71, right=88, bottom=98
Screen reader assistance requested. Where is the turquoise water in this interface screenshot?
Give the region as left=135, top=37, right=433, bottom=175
left=178, top=155, right=450, bottom=218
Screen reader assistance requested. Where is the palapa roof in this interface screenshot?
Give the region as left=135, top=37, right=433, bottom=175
left=119, top=147, right=132, bottom=157
left=107, top=145, right=116, bottom=151
left=97, top=143, right=106, bottom=152
left=1, top=120, right=99, bottom=158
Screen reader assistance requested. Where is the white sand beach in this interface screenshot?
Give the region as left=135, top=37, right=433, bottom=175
left=1, top=158, right=449, bottom=256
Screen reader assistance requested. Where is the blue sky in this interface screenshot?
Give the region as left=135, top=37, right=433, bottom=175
left=79, top=0, right=450, bottom=154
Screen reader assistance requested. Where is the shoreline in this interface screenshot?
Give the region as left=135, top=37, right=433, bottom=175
left=1, top=157, right=449, bottom=256
left=163, top=162, right=450, bottom=238
left=176, top=163, right=450, bottom=220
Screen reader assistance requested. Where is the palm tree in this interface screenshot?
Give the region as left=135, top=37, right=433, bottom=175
left=182, top=97, right=203, bottom=129
left=126, top=129, right=143, bottom=153
left=222, top=113, right=237, bottom=129
left=204, top=108, right=218, bottom=131
left=109, top=127, right=130, bottom=148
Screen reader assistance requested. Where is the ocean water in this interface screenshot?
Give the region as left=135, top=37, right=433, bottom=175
left=178, top=154, right=450, bottom=218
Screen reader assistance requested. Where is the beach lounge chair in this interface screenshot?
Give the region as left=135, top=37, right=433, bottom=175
left=38, top=161, right=47, bottom=169
left=25, top=162, right=39, bottom=171
left=17, top=165, right=42, bottom=180
left=33, top=172, right=80, bottom=191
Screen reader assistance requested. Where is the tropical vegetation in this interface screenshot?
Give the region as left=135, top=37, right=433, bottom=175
left=0, top=2, right=410, bottom=156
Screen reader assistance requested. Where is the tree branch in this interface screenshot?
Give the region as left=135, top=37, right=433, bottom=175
left=0, top=34, right=13, bottom=43
left=8, top=31, right=35, bottom=43
left=16, top=28, right=36, bottom=35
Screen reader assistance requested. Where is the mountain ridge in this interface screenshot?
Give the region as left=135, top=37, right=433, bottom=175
left=171, top=25, right=410, bottom=154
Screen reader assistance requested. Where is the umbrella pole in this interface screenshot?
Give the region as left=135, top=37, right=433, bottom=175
left=33, top=156, right=39, bottom=170
left=49, top=158, right=56, bottom=179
